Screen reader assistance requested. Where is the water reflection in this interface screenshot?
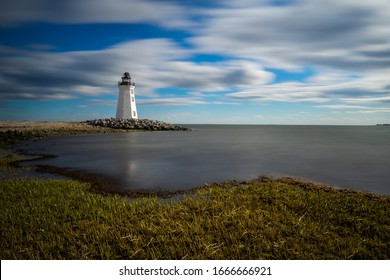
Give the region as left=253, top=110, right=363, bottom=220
left=18, top=125, right=390, bottom=195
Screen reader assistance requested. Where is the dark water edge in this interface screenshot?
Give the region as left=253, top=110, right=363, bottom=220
left=16, top=125, right=390, bottom=195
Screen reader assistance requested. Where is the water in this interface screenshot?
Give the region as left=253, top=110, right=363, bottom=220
left=18, top=125, right=390, bottom=195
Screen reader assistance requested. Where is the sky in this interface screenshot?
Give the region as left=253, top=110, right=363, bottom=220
left=0, top=0, right=389, bottom=124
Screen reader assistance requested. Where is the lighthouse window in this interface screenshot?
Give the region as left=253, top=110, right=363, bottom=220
left=133, top=111, right=136, bottom=117
left=132, top=97, right=134, bottom=102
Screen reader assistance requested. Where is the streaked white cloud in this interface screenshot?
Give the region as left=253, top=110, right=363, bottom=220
left=226, top=68, right=390, bottom=106
left=138, top=98, right=206, bottom=106
left=0, top=0, right=193, bottom=28
left=71, top=85, right=107, bottom=96
left=316, top=105, right=368, bottom=109
left=0, top=39, right=273, bottom=102
left=316, top=104, right=390, bottom=114
left=191, top=0, right=390, bottom=72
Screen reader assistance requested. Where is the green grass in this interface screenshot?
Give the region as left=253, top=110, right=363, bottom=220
left=0, top=151, right=19, bottom=171
left=0, top=149, right=31, bottom=171
left=1, top=177, right=389, bottom=259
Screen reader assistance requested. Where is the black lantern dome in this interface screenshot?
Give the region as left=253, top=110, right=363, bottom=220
left=119, top=72, right=134, bottom=86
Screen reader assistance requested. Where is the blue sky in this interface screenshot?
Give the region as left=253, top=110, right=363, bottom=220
left=0, top=0, right=389, bottom=124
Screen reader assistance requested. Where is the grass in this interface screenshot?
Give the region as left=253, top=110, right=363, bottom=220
left=0, top=150, right=20, bottom=171
left=0, top=149, right=34, bottom=172
left=1, top=177, right=389, bottom=259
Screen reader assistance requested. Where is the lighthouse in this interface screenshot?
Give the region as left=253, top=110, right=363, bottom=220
left=116, top=72, right=138, bottom=119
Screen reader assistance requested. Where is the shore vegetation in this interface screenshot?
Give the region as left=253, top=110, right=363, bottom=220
left=1, top=176, right=389, bottom=259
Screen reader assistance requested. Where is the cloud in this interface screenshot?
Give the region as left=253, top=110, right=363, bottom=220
left=78, top=99, right=117, bottom=108
left=226, top=69, right=390, bottom=105
left=343, top=96, right=390, bottom=104
left=155, top=60, right=273, bottom=91
left=0, top=0, right=193, bottom=28
left=0, top=38, right=274, bottom=102
left=316, top=104, right=390, bottom=114
left=0, top=38, right=188, bottom=101
left=71, top=86, right=108, bottom=96
left=315, top=105, right=368, bottom=109
left=138, top=98, right=206, bottom=106
left=227, top=83, right=329, bottom=103
left=190, top=0, right=390, bottom=72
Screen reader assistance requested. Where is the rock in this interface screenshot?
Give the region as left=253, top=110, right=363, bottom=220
left=86, top=118, right=191, bottom=131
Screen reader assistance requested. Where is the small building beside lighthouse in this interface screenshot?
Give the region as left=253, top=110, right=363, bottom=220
left=116, top=72, right=138, bottom=119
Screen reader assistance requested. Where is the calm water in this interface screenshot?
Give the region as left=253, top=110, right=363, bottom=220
left=19, top=125, right=390, bottom=194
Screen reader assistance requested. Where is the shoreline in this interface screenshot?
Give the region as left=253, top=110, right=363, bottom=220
left=10, top=148, right=390, bottom=200
left=0, top=120, right=121, bottom=146
left=1, top=120, right=389, bottom=199
left=0, top=120, right=193, bottom=197
left=9, top=148, right=390, bottom=200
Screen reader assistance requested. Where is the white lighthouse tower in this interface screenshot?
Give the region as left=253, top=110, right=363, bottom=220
left=116, top=72, right=138, bottom=119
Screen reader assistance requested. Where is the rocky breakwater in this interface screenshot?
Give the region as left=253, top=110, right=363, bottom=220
left=87, top=118, right=191, bottom=131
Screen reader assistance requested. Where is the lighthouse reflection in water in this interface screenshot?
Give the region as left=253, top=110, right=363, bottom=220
left=18, top=125, right=390, bottom=195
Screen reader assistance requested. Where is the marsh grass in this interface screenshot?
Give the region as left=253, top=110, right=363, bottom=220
left=0, top=149, right=33, bottom=171
left=1, top=177, right=389, bottom=259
